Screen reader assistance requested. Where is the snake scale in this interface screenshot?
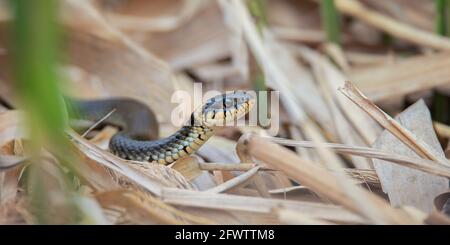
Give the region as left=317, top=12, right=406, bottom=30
left=69, top=91, right=254, bottom=165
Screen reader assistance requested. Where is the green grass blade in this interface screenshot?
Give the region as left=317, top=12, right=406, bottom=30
left=436, top=0, right=448, bottom=36
left=9, top=0, right=88, bottom=224
left=321, top=0, right=341, bottom=44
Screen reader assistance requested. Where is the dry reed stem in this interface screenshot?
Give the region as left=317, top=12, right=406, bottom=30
left=161, top=188, right=366, bottom=224
left=265, top=137, right=450, bottom=178
left=242, top=133, right=422, bottom=224
left=339, top=81, right=450, bottom=166
left=199, top=162, right=257, bottom=171
left=103, top=0, right=207, bottom=32
left=96, top=189, right=215, bottom=225
left=64, top=0, right=170, bottom=69
left=335, top=0, right=450, bottom=50
left=205, top=166, right=260, bottom=193
left=275, top=208, right=335, bottom=225
left=296, top=46, right=381, bottom=144
left=67, top=130, right=165, bottom=196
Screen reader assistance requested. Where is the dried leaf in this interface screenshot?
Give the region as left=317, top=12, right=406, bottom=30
left=372, top=100, right=449, bottom=212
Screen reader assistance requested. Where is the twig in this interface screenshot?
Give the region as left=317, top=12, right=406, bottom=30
left=198, top=162, right=257, bottom=171
left=81, top=109, right=116, bottom=138
left=204, top=166, right=260, bottom=193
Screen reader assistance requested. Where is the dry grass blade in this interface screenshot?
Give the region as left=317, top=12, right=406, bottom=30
left=335, top=0, right=450, bottom=50
left=268, top=168, right=381, bottom=190
left=0, top=164, right=21, bottom=206
left=275, top=208, right=335, bottom=225
left=102, top=0, right=208, bottom=32
left=224, top=0, right=310, bottom=124
left=129, top=162, right=196, bottom=190
left=170, top=156, right=203, bottom=181
left=0, top=155, right=27, bottom=170
left=349, top=52, right=450, bottom=102
left=271, top=26, right=327, bottom=43
left=324, top=43, right=350, bottom=72
left=342, top=169, right=380, bottom=188
left=0, top=111, right=28, bottom=170
left=295, top=46, right=381, bottom=145
left=264, top=137, right=450, bottom=178
left=205, top=166, right=260, bottom=193
left=61, top=1, right=176, bottom=121
left=96, top=189, right=215, bottom=225
left=434, top=122, right=450, bottom=139
left=67, top=130, right=164, bottom=196
left=218, top=0, right=249, bottom=81
left=161, top=188, right=366, bottom=224
left=199, top=162, right=257, bottom=171
left=302, top=45, right=371, bottom=169
left=64, top=0, right=169, bottom=67
left=70, top=128, right=196, bottom=192
left=339, top=81, right=450, bottom=166
left=223, top=0, right=347, bottom=169
left=242, top=133, right=422, bottom=224
left=0, top=111, right=26, bottom=147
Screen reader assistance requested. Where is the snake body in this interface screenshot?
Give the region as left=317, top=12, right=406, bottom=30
left=69, top=91, right=254, bottom=165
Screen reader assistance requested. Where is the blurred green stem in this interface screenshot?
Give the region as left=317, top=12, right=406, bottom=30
left=432, top=92, right=449, bottom=124
left=435, top=0, right=449, bottom=36
left=247, top=0, right=267, bottom=92
left=10, top=0, right=81, bottom=224
left=247, top=0, right=267, bottom=35
left=11, top=0, right=66, bottom=147
left=434, top=1, right=449, bottom=124
left=321, top=0, right=341, bottom=44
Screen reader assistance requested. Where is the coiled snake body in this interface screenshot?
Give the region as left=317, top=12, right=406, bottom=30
left=69, top=91, right=254, bottom=165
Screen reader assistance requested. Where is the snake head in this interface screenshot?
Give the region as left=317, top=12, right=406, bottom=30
left=193, top=91, right=255, bottom=127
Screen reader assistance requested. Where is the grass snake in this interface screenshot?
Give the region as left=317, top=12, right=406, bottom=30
left=68, top=91, right=254, bottom=165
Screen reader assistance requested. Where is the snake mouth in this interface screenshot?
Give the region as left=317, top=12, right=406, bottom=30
left=193, top=91, right=255, bottom=127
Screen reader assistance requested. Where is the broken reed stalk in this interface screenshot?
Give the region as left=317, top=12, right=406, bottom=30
left=338, top=81, right=450, bottom=167
left=241, top=133, right=421, bottom=224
